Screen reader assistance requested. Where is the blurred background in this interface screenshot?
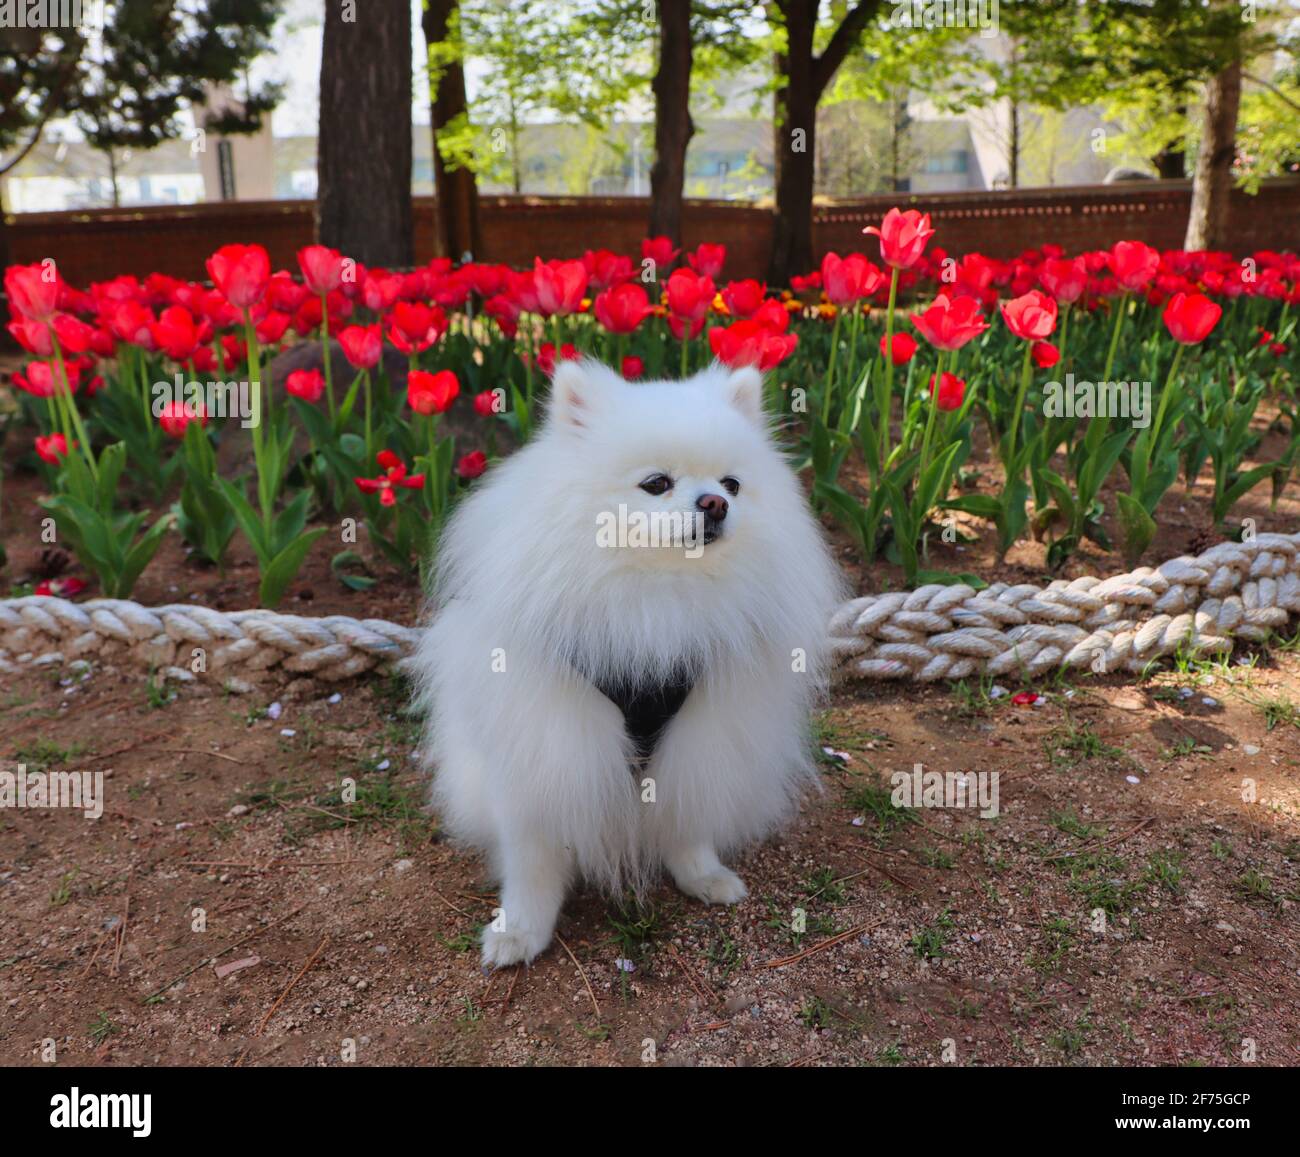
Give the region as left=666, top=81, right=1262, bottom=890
left=3, top=0, right=1297, bottom=284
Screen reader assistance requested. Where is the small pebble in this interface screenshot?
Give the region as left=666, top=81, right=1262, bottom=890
left=1125, top=775, right=1141, bottom=785
left=267, top=701, right=283, bottom=720
left=1242, top=744, right=1260, bottom=756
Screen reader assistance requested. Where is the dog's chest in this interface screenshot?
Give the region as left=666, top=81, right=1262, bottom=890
left=591, top=668, right=698, bottom=763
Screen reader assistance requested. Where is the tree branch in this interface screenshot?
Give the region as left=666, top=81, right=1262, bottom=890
left=1243, top=71, right=1300, bottom=114
left=812, top=0, right=882, bottom=97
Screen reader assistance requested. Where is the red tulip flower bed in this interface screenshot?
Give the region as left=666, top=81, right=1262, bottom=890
left=3, top=210, right=1297, bottom=605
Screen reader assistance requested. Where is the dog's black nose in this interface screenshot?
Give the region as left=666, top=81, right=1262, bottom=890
left=696, top=493, right=728, bottom=521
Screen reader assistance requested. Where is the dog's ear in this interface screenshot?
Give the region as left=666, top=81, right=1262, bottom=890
left=723, top=366, right=764, bottom=423
left=550, top=359, right=624, bottom=430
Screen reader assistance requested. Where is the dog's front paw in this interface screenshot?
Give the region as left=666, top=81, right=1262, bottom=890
left=481, top=922, right=552, bottom=969
left=674, top=866, right=748, bottom=905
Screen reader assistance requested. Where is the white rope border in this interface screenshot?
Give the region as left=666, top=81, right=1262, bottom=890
left=1, top=533, right=1298, bottom=687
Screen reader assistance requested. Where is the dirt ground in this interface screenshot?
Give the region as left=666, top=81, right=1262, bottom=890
left=1, top=639, right=1298, bottom=1068
left=2, top=381, right=1299, bottom=1068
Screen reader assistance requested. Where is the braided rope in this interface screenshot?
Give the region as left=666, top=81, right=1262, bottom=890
left=1, top=534, right=1297, bottom=687
left=830, top=533, right=1300, bottom=681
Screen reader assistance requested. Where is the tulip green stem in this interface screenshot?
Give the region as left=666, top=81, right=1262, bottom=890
left=822, top=309, right=843, bottom=426
left=1005, top=339, right=1035, bottom=468
left=1148, top=343, right=1186, bottom=452
left=51, top=338, right=98, bottom=482
left=320, top=296, right=338, bottom=423
left=1102, top=292, right=1127, bottom=383
left=878, top=267, right=900, bottom=469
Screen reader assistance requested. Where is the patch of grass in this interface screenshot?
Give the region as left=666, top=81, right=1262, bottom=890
left=88, top=1011, right=119, bottom=1046
left=1028, top=916, right=1075, bottom=974
left=50, top=869, right=80, bottom=908
left=910, top=909, right=954, bottom=960
left=1051, top=809, right=1103, bottom=842
left=606, top=898, right=664, bottom=962
left=11, top=738, right=87, bottom=769
left=1162, top=736, right=1211, bottom=759
left=799, top=996, right=835, bottom=1030
left=949, top=673, right=1004, bottom=717
left=1259, top=695, right=1299, bottom=731
left=802, top=866, right=847, bottom=904
left=1143, top=850, right=1185, bottom=894
left=918, top=845, right=955, bottom=870
left=144, top=673, right=176, bottom=710
left=1234, top=868, right=1274, bottom=904
left=1046, top=722, right=1125, bottom=767
left=1048, top=1012, right=1093, bottom=1059
left=845, top=775, right=916, bottom=839
left=876, top=1043, right=904, bottom=1066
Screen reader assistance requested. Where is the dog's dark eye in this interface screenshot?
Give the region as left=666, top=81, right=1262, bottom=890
left=720, top=476, right=741, bottom=496
left=639, top=473, right=673, bottom=496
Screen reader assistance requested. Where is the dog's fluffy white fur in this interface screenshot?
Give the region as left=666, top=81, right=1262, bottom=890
left=415, top=359, right=843, bottom=967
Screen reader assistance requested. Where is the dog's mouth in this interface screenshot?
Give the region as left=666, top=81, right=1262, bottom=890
left=700, top=518, right=724, bottom=546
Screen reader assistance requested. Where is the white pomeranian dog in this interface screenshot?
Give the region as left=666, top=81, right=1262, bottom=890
left=415, top=359, right=843, bottom=967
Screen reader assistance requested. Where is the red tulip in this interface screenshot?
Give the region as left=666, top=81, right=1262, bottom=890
left=5, top=262, right=60, bottom=320
left=532, top=258, right=588, bottom=316
left=722, top=279, right=766, bottom=318
left=641, top=236, right=679, bottom=270
left=1109, top=240, right=1159, bottom=292
left=909, top=294, right=989, bottom=351
left=387, top=301, right=447, bottom=354
left=1032, top=341, right=1061, bottom=368
left=205, top=243, right=271, bottom=308
left=408, top=368, right=460, bottom=415
left=687, top=243, right=726, bottom=280
left=473, top=389, right=500, bottom=416
left=1162, top=291, right=1222, bottom=344
left=665, top=268, right=714, bottom=322
left=255, top=310, right=292, bottom=345
left=297, top=244, right=345, bottom=295
left=108, top=300, right=156, bottom=348
left=158, top=400, right=208, bottom=439
left=8, top=316, right=53, bottom=355
left=50, top=313, right=96, bottom=354
left=880, top=332, right=917, bottom=366
left=285, top=368, right=326, bottom=403
left=151, top=305, right=201, bottom=361
left=594, top=282, right=652, bottom=334
left=1039, top=256, right=1088, bottom=304
left=863, top=208, right=934, bottom=270
left=709, top=319, right=798, bottom=370
left=583, top=249, right=635, bottom=290
left=14, top=360, right=62, bottom=397
left=338, top=323, right=382, bottom=370
left=622, top=354, right=644, bottom=379
left=362, top=272, right=404, bottom=313
left=820, top=252, right=885, bottom=304
left=456, top=449, right=488, bottom=480
left=355, top=450, right=425, bottom=506
left=35, top=432, right=69, bottom=464
left=929, top=371, right=966, bottom=411
left=1001, top=290, right=1058, bottom=341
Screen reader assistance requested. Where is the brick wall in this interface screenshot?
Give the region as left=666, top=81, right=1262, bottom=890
left=8, top=179, right=1298, bottom=289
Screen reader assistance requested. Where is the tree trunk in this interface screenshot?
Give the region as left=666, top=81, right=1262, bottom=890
left=317, top=0, right=413, bottom=266
left=1008, top=101, right=1020, bottom=189
left=648, top=0, right=694, bottom=245
left=768, top=0, right=817, bottom=285
left=1185, top=60, right=1241, bottom=251
left=767, top=0, right=876, bottom=286
left=107, top=148, right=121, bottom=207
left=423, top=0, right=482, bottom=262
